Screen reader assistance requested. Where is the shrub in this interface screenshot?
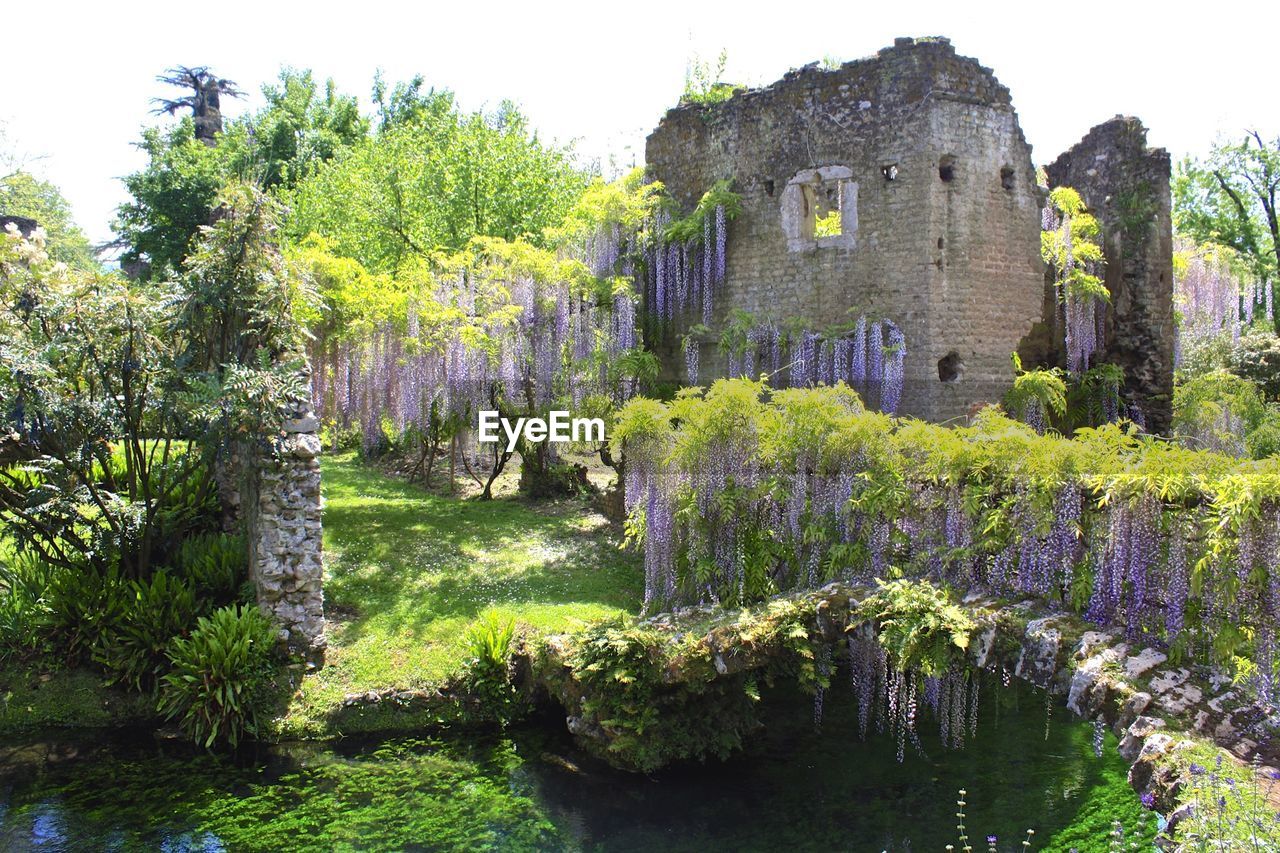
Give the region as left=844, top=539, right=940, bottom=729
left=158, top=604, right=277, bottom=748
left=856, top=578, right=975, bottom=675
left=462, top=610, right=523, bottom=722
left=172, top=533, right=247, bottom=606
left=44, top=566, right=129, bottom=664
left=92, top=571, right=198, bottom=693
left=0, top=553, right=54, bottom=662
left=1172, top=369, right=1278, bottom=457
left=1228, top=328, right=1280, bottom=402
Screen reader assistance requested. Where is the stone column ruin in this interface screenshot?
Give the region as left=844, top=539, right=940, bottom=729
left=247, top=397, right=326, bottom=664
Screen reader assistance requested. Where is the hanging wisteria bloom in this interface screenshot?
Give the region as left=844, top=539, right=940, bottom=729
left=1042, top=187, right=1108, bottom=374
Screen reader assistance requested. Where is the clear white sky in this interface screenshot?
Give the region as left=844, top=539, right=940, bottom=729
left=1, top=0, right=1275, bottom=245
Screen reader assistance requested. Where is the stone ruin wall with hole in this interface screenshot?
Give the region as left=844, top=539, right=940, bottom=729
left=646, top=37, right=1174, bottom=427
left=219, top=392, right=326, bottom=665
left=1039, top=117, right=1176, bottom=434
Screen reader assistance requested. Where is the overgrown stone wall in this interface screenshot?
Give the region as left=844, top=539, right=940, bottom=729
left=531, top=583, right=1280, bottom=815
left=1043, top=117, right=1176, bottom=433
left=219, top=394, right=326, bottom=665
left=646, top=37, right=1045, bottom=422
left=248, top=398, right=326, bottom=664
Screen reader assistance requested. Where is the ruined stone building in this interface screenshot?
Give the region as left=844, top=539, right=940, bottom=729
left=646, top=36, right=1173, bottom=431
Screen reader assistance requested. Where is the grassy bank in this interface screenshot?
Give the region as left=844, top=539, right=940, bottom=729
left=267, top=452, right=641, bottom=737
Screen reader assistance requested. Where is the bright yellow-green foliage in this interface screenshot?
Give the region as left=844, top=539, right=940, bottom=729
left=613, top=378, right=1280, bottom=666
left=1043, top=186, right=1109, bottom=303
left=284, top=97, right=587, bottom=274
left=813, top=210, right=842, bottom=238
left=547, top=168, right=664, bottom=249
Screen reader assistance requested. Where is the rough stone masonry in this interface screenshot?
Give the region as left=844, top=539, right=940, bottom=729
left=220, top=394, right=327, bottom=665
left=646, top=36, right=1174, bottom=428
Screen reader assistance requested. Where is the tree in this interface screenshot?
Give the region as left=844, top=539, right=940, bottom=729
left=0, top=171, right=96, bottom=269
left=115, top=119, right=232, bottom=278
left=1174, top=131, right=1280, bottom=330
left=250, top=69, right=368, bottom=189
left=286, top=92, right=586, bottom=273
left=0, top=181, right=313, bottom=578
left=118, top=67, right=366, bottom=279
left=152, top=67, right=243, bottom=145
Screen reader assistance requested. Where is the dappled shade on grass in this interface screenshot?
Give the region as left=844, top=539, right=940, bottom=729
left=273, top=453, right=641, bottom=735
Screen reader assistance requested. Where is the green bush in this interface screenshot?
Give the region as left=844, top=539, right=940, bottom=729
left=173, top=533, right=247, bottom=606
left=44, top=566, right=129, bottom=664
left=158, top=604, right=277, bottom=748
left=92, top=571, right=198, bottom=693
left=856, top=578, right=975, bottom=675
left=462, top=610, right=523, bottom=723
left=1172, top=369, right=1279, bottom=458
left=1228, top=328, right=1280, bottom=402
left=0, top=554, right=55, bottom=662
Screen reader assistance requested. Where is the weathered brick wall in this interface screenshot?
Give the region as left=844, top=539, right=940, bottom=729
left=645, top=37, right=1045, bottom=422
left=1044, top=117, right=1175, bottom=434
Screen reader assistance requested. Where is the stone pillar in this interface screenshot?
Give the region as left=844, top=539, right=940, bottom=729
left=1045, top=117, right=1175, bottom=434
left=249, top=399, right=326, bottom=665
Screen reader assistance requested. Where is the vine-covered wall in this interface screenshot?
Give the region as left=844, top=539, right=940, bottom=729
left=1043, top=117, right=1176, bottom=433
left=645, top=37, right=1045, bottom=422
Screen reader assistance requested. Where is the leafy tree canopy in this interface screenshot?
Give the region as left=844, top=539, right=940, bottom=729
left=284, top=93, right=586, bottom=274
left=0, top=171, right=96, bottom=269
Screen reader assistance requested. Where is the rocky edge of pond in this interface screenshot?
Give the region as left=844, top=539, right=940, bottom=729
left=339, top=581, right=1280, bottom=838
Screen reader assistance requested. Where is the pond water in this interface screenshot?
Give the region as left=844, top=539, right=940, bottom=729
left=0, top=682, right=1150, bottom=851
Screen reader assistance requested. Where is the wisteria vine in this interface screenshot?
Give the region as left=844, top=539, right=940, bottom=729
left=613, top=378, right=1280, bottom=704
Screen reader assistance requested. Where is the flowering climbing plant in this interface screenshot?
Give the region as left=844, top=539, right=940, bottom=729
left=711, top=311, right=907, bottom=414
left=613, top=377, right=1280, bottom=705
left=642, top=180, right=740, bottom=334
left=1042, top=186, right=1109, bottom=375
left=302, top=173, right=668, bottom=497
left=1173, top=238, right=1268, bottom=368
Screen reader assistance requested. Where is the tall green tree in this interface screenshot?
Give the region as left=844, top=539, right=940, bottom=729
left=249, top=69, right=368, bottom=189
left=115, top=68, right=365, bottom=279
left=286, top=94, right=586, bottom=273
left=115, top=119, right=231, bottom=278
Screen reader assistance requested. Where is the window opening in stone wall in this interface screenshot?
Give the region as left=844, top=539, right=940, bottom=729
left=765, top=179, right=775, bottom=197
left=939, top=155, right=956, bottom=183
left=782, top=166, right=856, bottom=251
left=1001, top=166, right=1015, bottom=191
left=882, top=164, right=899, bottom=181
left=809, top=179, right=843, bottom=237
left=938, top=351, right=963, bottom=383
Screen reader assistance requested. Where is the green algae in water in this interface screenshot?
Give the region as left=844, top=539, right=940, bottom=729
left=0, top=682, right=1150, bottom=852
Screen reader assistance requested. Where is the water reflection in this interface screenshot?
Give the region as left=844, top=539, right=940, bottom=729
left=0, top=682, right=1145, bottom=851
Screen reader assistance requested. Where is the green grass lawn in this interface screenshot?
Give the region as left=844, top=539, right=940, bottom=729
left=272, top=452, right=642, bottom=736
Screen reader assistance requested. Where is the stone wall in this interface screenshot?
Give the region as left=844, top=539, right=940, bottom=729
left=247, top=398, right=326, bottom=664
left=1043, top=117, right=1175, bottom=433
left=645, top=37, right=1045, bottom=422
left=218, top=394, right=326, bottom=666
left=531, top=583, right=1280, bottom=817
